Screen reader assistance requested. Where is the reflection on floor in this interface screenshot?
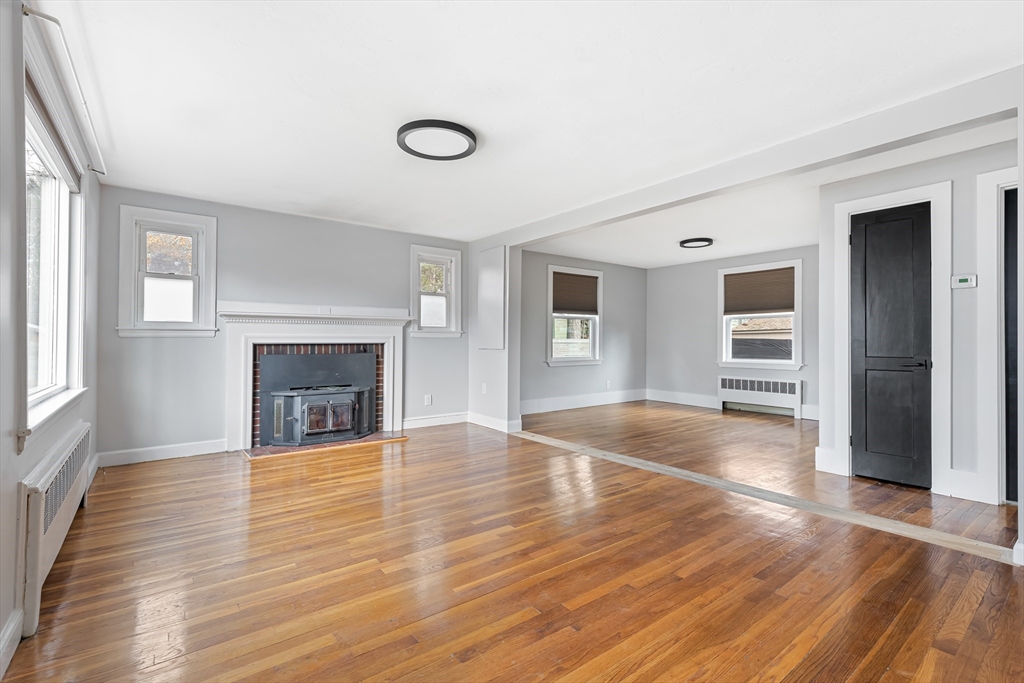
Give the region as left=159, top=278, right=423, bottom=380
left=522, top=400, right=1018, bottom=549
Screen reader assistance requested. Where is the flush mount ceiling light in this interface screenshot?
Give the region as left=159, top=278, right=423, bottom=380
left=397, top=120, right=477, bottom=161
left=679, top=237, right=714, bottom=248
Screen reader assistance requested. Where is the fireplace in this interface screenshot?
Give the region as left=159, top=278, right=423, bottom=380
left=219, top=301, right=411, bottom=452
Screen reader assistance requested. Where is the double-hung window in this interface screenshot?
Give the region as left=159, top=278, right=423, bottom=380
left=410, top=245, right=462, bottom=336
left=718, top=260, right=802, bottom=369
left=547, top=266, right=602, bottom=366
left=25, top=133, right=71, bottom=405
left=118, top=205, right=218, bottom=337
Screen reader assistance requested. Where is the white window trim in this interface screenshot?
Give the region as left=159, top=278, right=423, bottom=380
left=546, top=264, right=603, bottom=367
left=25, top=124, right=72, bottom=408
left=717, top=259, right=803, bottom=371
left=118, top=205, right=218, bottom=337
left=409, top=244, right=462, bottom=337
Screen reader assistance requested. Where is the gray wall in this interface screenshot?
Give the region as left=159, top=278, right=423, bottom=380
left=520, top=250, right=647, bottom=405
left=646, top=245, right=819, bottom=407
left=819, top=141, right=1017, bottom=471
left=97, top=185, right=469, bottom=454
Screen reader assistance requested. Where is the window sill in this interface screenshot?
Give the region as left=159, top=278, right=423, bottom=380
left=26, top=387, right=88, bottom=446
left=409, top=330, right=463, bottom=338
left=718, top=360, right=804, bottom=371
left=117, top=327, right=218, bottom=338
left=546, top=359, right=602, bottom=367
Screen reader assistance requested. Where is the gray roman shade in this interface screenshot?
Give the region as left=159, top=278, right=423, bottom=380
left=552, top=271, right=599, bottom=315
left=723, top=267, right=795, bottom=315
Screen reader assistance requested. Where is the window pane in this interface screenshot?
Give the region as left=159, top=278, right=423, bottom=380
left=420, top=294, right=447, bottom=327
left=26, top=141, right=57, bottom=393
left=147, top=231, right=193, bottom=275
left=420, top=262, right=445, bottom=293
left=552, top=317, right=593, bottom=358
left=143, top=277, right=194, bottom=322
left=729, top=316, right=793, bottom=360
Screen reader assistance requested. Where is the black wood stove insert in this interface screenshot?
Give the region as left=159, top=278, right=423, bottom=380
left=270, top=385, right=374, bottom=446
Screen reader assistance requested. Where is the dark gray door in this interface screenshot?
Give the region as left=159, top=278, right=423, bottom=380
left=1006, top=187, right=1018, bottom=502
left=850, top=202, right=931, bottom=488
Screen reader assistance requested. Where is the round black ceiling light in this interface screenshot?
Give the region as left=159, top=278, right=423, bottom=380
left=679, top=237, right=714, bottom=248
left=397, top=120, right=477, bottom=161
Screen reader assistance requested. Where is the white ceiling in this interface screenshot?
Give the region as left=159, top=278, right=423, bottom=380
left=37, top=1, right=1023, bottom=242
left=530, top=119, right=1019, bottom=269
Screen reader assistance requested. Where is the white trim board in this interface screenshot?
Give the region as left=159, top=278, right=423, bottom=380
left=977, top=167, right=1018, bottom=504
left=520, top=389, right=646, bottom=415
left=828, top=182, right=955, bottom=497
left=402, top=413, right=468, bottom=429
left=0, top=609, right=24, bottom=681
left=98, top=439, right=227, bottom=467
left=645, top=390, right=722, bottom=410
left=468, top=412, right=521, bottom=434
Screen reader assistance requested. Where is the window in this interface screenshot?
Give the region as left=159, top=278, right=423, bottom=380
left=25, top=136, right=71, bottom=405
left=547, top=265, right=602, bottom=366
left=718, top=260, right=802, bottom=369
left=410, top=245, right=462, bottom=336
left=118, top=205, right=218, bottom=337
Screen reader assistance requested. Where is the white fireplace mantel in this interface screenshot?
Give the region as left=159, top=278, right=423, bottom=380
left=219, top=301, right=412, bottom=451
left=217, top=300, right=413, bottom=326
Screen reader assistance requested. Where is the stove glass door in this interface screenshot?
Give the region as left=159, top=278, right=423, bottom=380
left=305, top=403, right=330, bottom=434
left=331, top=401, right=353, bottom=431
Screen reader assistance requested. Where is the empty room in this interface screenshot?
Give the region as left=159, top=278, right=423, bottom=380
left=1, top=1, right=1022, bottom=681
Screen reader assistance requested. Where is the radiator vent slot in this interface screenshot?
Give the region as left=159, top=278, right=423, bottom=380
left=273, top=397, right=284, bottom=439
left=720, top=377, right=797, bottom=395
left=44, top=430, right=89, bottom=533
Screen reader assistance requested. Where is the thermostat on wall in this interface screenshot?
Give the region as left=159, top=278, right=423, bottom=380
left=950, top=274, right=977, bottom=289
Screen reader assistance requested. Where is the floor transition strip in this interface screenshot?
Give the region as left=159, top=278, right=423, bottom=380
left=514, top=430, right=1018, bottom=566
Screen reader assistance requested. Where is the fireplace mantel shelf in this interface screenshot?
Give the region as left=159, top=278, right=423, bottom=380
left=218, top=301, right=412, bottom=326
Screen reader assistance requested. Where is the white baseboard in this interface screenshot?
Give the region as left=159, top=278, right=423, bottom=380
left=467, top=412, right=520, bottom=434
left=520, top=389, right=646, bottom=415
left=801, top=405, right=820, bottom=421
left=0, top=608, right=24, bottom=680
left=815, top=446, right=850, bottom=476
left=646, top=389, right=721, bottom=410
left=1014, top=541, right=1023, bottom=566
left=97, top=439, right=228, bottom=467
left=402, top=412, right=468, bottom=429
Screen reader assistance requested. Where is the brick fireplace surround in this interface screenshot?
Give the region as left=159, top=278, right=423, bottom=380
left=251, top=343, right=385, bottom=447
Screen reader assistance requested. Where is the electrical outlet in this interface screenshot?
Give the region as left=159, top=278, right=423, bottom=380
left=424, top=394, right=432, bottom=406
left=606, top=380, right=611, bottom=390
left=482, top=383, right=487, bottom=394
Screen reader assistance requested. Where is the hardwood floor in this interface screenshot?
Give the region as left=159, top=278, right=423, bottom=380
left=523, top=401, right=1019, bottom=550
left=5, top=422, right=1022, bottom=682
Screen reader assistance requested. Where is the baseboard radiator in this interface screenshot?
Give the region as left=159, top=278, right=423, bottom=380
left=19, top=421, right=92, bottom=637
left=718, top=377, right=803, bottom=419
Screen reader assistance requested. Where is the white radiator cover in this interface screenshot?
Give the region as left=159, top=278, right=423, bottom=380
left=718, top=376, right=803, bottom=419
left=18, top=421, right=93, bottom=637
